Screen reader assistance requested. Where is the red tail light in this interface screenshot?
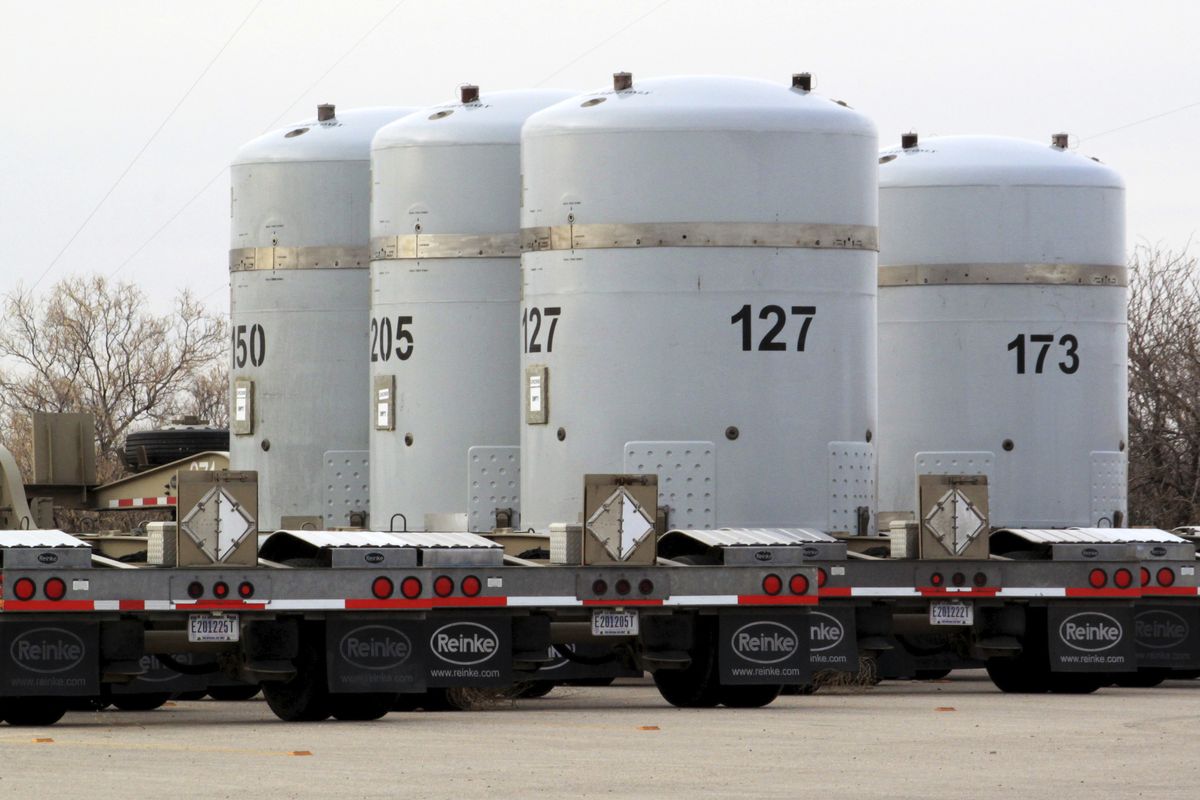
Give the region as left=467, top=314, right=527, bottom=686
left=1140, top=567, right=1151, bottom=587
left=638, top=578, right=654, bottom=595
left=762, top=574, right=783, bottom=595
left=973, top=572, right=988, bottom=587
left=615, top=578, right=631, bottom=596
left=400, top=577, right=422, bottom=599
left=461, top=576, right=481, bottom=597
left=43, top=577, right=66, bottom=601
left=238, top=581, right=255, bottom=599
left=213, top=581, right=229, bottom=599
left=817, top=567, right=828, bottom=588
left=592, top=579, right=608, bottom=595
left=952, top=572, right=966, bottom=587
left=1113, top=568, right=1133, bottom=589
left=187, top=580, right=204, bottom=599
left=1088, top=569, right=1107, bottom=589
left=1157, top=568, right=1176, bottom=587
left=434, top=576, right=454, bottom=597
left=789, top=574, right=809, bottom=595
left=372, top=576, right=394, bottom=599
left=13, top=577, right=36, bottom=601
left=930, top=572, right=944, bottom=587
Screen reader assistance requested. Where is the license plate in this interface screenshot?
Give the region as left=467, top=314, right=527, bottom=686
left=929, top=600, right=973, bottom=626
left=591, top=609, right=639, bottom=636
left=188, top=613, right=240, bottom=643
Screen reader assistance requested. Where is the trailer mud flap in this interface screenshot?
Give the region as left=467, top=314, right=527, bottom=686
left=1133, top=604, right=1200, bottom=670
left=426, top=614, right=512, bottom=688
left=326, top=617, right=426, bottom=694
left=808, top=607, right=857, bottom=672
left=111, top=653, right=207, bottom=695
left=0, top=620, right=98, bottom=696
left=718, top=612, right=811, bottom=685
left=1047, top=604, right=1136, bottom=672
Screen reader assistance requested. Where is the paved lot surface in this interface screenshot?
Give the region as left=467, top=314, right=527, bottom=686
left=1, top=672, right=1198, bottom=799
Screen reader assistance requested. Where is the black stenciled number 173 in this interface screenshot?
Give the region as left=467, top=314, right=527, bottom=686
left=1006, top=333, right=1079, bottom=374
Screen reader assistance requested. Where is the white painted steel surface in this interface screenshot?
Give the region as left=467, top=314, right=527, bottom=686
left=369, top=89, right=573, bottom=530
left=519, top=76, right=878, bottom=531
left=229, top=107, right=415, bottom=530
left=877, top=135, right=1127, bottom=528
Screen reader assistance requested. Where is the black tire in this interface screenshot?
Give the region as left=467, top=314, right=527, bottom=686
left=517, top=681, right=556, bottom=699
left=417, top=688, right=468, bottom=712
left=262, top=624, right=332, bottom=722
left=392, top=694, right=422, bottom=712
left=123, top=427, right=229, bottom=471
left=1170, top=669, right=1200, bottom=680
left=175, top=690, right=208, bottom=701
left=1113, top=670, right=1168, bottom=689
left=2, top=698, right=68, bottom=726
left=719, top=684, right=782, bottom=708
left=65, top=696, right=112, bottom=712
left=1048, top=673, right=1104, bottom=694
left=110, top=692, right=172, bottom=712
left=652, top=618, right=721, bottom=708
left=331, top=693, right=397, bottom=721
left=914, top=668, right=953, bottom=680
left=206, top=685, right=261, bottom=702
left=986, top=609, right=1051, bottom=694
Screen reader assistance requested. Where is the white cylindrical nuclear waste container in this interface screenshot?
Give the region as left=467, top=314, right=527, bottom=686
left=368, top=86, right=574, bottom=532
left=229, top=104, right=415, bottom=531
left=518, top=73, right=879, bottom=532
left=877, top=133, right=1127, bottom=529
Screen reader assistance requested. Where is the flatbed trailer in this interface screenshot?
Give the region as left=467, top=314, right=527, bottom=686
left=0, top=527, right=823, bottom=725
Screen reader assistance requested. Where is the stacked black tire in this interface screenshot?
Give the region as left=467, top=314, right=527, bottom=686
left=123, top=425, right=229, bottom=471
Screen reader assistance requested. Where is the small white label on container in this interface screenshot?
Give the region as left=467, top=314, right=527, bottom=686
left=72, top=579, right=90, bottom=591
left=528, top=375, right=543, bottom=413
left=487, top=577, right=503, bottom=588
left=234, top=387, right=248, bottom=423
left=376, top=388, right=390, bottom=429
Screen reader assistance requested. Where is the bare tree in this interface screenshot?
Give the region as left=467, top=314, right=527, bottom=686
left=0, top=275, right=227, bottom=483
left=1127, top=244, right=1200, bottom=529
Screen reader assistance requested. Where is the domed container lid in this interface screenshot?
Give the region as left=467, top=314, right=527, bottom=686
left=233, top=105, right=417, bottom=166
left=879, top=134, right=1123, bottom=189
left=523, top=74, right=875, bottom=139
left=373, top=87, right=576, bottom=150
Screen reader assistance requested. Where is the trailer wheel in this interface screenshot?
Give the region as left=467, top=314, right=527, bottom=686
left=111, top=692, right=172, bottom=712
left=418, top=688, right=469, bottom=711
left=517, top=681, right=556, bottom=699
left=985, top=656, right=1049, bottom=694
left=1112, top=669, right=1167, bottom=689
left=175, top=691, right=207, bottom=701
left=392, top=694, right=422, bottom=711
left=207, top=685, right=261, bottom=702
left=331, top=693, right=397, bottom=721
left=719, top=684, right=782, bottom=708
left=914, top=668, right=952, bottom=680
left=262, top=624, right=332, bottom=722
left=652, top=618, right=721, bottom=708
left=1, top=698, right=67, bottom=726
left=1047, top=673, right=1103, bottom=694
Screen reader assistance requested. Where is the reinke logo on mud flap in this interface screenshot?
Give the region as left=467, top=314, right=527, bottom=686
left=340, top=626, right=413, bottom=670
left=1059, top=612, right=1123, bottom=652
left=430, top=622, right=499, bottom=666
left=11, top=628, right=86, bottom=674
left=731, top=621, right=799, bottom=664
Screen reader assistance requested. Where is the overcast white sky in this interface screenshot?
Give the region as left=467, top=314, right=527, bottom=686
left=2, top=0, right=1197, bottom=313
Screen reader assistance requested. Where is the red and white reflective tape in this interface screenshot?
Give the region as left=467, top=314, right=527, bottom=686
left=107, top=496, right=177, bottom=509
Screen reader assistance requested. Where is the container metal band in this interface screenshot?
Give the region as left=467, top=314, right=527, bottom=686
left=369, top=233, right=522, bottom=261
left=878, top=263, right=1128, bottom=288
left=520, top=222, right=878, bottom=253
left=229, top=246, right=369, bottom=272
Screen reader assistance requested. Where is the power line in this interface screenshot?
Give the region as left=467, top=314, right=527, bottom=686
left=109, top=0, right=408, bottom=282
left=1079, top=98, right=1200, bottom=144
left=534, top=0, right=672, bottom=86
left=32, top=0, right=265, bottom=291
